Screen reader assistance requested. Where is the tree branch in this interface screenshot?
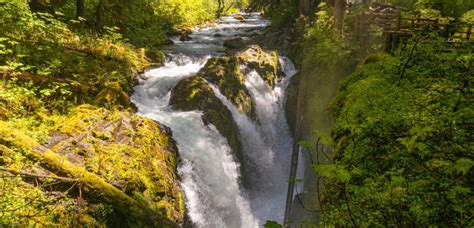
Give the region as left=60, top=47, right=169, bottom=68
left=0, top=168, right=78, bottom=182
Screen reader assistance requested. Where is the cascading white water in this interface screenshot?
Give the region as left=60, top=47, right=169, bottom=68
left=207, top=82, right=273, bottom=169
left=132, top=58, right=258, bottom=227
left=132, top=13, right=297, bottom=227
left=239, top=58, right=297, bottom=223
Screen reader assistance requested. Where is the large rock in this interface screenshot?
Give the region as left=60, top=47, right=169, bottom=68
left=238, top=45, right=282, bottom=89
left=199, top=57, right=255, bottom=117
left=224, top=38, right=246, bottom=50
left=168, top=45, right=283, bottom=186
left=169, top=76, right=246, bottom=181
left=51, top=105, right=184, bottom=225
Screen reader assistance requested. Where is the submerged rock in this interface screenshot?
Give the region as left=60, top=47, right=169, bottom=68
left=224, top=38, right=246, bottom=50
left=180, top=34, right=192, bottom=42
left=163, top=38, right=175, bottom=45
left=234, top=14, right=246, bottom=21
left=179, top=30, right=193, bottom=42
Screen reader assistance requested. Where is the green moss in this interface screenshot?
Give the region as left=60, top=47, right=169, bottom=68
left=199, top=57, right=254, bottom=117
left=238, top=45, right=281, bottom=89
left=362, top=53, right=393, bottom=65
left=318, top=39, right=474, bottom=226
left=0, top=105, right=184, bottom=226
left=169, top=76, right=249, bottom=182
left=0, top=1, right=205, bottom=226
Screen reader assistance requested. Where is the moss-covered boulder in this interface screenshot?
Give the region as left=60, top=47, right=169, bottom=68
left=199, top=57, right=254, bottom=117
left=0, top=105, right=184, bottom=227
left=169, top=76, right=245, bottom=174
left=168, top=45, right=283, bottom=186
left=237, top=45, right=282, bottom=89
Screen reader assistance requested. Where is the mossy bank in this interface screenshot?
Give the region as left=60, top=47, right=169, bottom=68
left=0, top=1, right=185, bottom=226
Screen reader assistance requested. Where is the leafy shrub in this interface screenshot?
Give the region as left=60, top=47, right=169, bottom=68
left=315, top=34, right=474, bottom=226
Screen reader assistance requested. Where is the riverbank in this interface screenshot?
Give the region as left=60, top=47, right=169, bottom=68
left=1, top=2, right=296, bottom=226
left=0, top=1, right=189, bottom=225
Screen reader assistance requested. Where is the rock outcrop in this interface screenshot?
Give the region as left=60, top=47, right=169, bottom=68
left=168, top=45, right=282, bottom=184
left=238, top=45, right=282, bottom=89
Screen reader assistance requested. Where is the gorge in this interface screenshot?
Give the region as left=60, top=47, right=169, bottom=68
left=1, top=0, right=472, bottom=227
left=132, top=13, right=298, bottom=227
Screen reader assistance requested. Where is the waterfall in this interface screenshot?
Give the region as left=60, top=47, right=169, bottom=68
left=239, top=57, right=297, bottom=223
left=132, top=56, right=258, bottom=227
left=201, top=57, right=297, bottom=224
left=132, top=13, right=297, bottom=227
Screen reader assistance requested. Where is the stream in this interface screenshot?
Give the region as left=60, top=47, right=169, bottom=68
left=131, top=13, right=297, bottom=227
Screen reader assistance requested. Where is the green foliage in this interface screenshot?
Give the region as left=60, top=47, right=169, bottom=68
left=46, top=0, right=247, bottom=46
left=0, top=1, right=150, bottom=113
left=0, top=105, right=184, bottom=226
left=388, top=0, right=474, bottom=17
left=0, top=0, right=192, bottom=226
left=302, top=4, right=351, bottom=69
left=249, top=0, right=298, bottom=29
left=315, top=34, right=473, bottom=226
left=264, top=220, right=283, bottom=228
left=461, top=9, right=474, bottom=23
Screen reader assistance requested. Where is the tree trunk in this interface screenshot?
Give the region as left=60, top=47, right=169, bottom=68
left=95, top=0, right=103, bottom=31
left=334, top=0, right=345, bottom=31
left=217, top=0, right=225, bottom=17
left=76, top=0, right=85, bottom=19
left=299, top=0, right=310, bottom=16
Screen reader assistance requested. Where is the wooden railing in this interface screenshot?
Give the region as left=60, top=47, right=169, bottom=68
left=369, top=4, right=473, bottom=39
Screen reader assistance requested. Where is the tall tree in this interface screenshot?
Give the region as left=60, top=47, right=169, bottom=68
left=299, top=0, right=310, bottom=16
left=76, top=0, right=85, bottom=19
left=217, top=0, right=225, bottom=17
left=334, top=0, right=345, bottom=31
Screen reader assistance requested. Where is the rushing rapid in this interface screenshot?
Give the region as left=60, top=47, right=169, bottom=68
left=131, top=13, right=297, bottom=227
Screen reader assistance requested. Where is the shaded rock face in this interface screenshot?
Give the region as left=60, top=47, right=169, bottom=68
left=285, top=72, right=300, bottom=135
left=169, top=76, right=245, bottom=177
left=168, top=45, right=282, bottom=182
left=45, top=105, right=185, bottom=226
left=224, top=38, right=246, bottom=50
left=253, top=26, right=298, bottom=59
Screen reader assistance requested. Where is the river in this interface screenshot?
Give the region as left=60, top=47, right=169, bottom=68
left=131, top=13, right=297, bottom=227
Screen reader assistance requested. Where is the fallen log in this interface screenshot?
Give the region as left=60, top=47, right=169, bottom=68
left=1, top=70, right=91, bottom=95
left=0, top=121, right=175, bottom=227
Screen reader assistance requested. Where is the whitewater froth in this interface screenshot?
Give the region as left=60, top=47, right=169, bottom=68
left=132, top=13, right=297, bottom=227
